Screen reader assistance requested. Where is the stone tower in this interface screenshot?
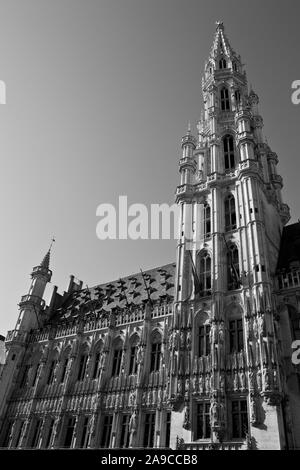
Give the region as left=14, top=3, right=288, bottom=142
left=0, top=249, right=52, bottom=431
left=169, top=21, right=296, bottom=449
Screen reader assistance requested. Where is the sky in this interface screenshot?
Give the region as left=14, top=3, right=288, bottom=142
left=0, top=0, right=299, bottom=335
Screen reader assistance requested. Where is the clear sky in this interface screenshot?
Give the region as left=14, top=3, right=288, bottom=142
left=0, top=0, right=300, bottom=335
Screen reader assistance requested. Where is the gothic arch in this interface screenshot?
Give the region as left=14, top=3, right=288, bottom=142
left=224, top=302, right=243, bottom=319
left=91, top=338, right=103, bottom=355
left=129, top=332, right=140, bottom=345
left=194, top=310, right=211, bottom=358
left=150, top=328, right=163, bottom=343
left=194, top=309, right=210, bottom=324
left=224, top=193, right=237, bottom=231
left=112, top=336, right=124, bottom=349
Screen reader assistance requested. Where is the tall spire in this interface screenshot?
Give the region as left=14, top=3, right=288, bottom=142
left=40, top=250, right=50, bottom=269
left=40, top=237, right=55, bottom=270
left=210, top=20, right=236, bottom=59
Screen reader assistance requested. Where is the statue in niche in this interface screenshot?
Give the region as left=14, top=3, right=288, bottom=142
left=258, top=315, right=265, bottom=337
left=263, top=367, right=271, bottom=391
left=210, top=322, right=218, bottom=344
left=218, top=321, right=225, bottom=344
left=210, top=400, right=218, bottom=427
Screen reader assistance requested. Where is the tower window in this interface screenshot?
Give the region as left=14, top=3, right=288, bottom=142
left=233, top=62, right=238, bottom=72
left=229, top=319, right=244, bottom=353
left=199, top=252, right=212, bottom=296
left=235, top=90, right=241, bottom=107
left=198, top=325, right=211, bottom=357
left=219, top=58, right=226, bottom=69
left=231, top=400, right=248, bottom=438
left=196, top=403, right=211, bottom=439
left=225, top=195, right=237, bottom=231
left=223, top=135, right=235, bottom=170
left=143, top=412, right=156, bottom=448
left=220, top=87, right=230, bottom=111
left=227, top=244, right=240, bottom=290
left=204, top=203, right=211, bottom=238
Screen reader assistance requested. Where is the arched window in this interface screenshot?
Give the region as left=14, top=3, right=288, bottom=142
left=129, top=335, right=139, bottom=375
left=223, top=135, right=235, bottom=170
left=92, top=351, right=101, bottom=380
left=111, top=340, right=123, bottom=377
left=59, top=347, right=71, bottom=384
left=219, top=58, right=227, bottom=69
left=227, top=244, right=240, bottom=290
left=233, top=62, right=238, bottom=72
left=234, top=90, right=241, bottom=106
left=225, top=195, right=237, bottom=231
left=229, top=317, right=244, bottom=353
left=220, top=87, right=230, bottom=111
left=77, top=351, right=88, bottom=381
left=91, top=341, right=103, bottom=379
left=47, top=360, right=57, bottom=385
left=195, top=314, right=211, bottom=357
left=204, top=203, right=211, bottom=238
left=288, top=306, right=300, bottom=341
left=198, top=252, right=212, bottom=296
left=150, top=332, right=161, bottom=372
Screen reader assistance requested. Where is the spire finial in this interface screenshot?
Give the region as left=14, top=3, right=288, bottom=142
left=187, top=121, right=191, bottom=134
left=49, top=236, right=56, bottom=252
left=40, top=237, right=55, bottom=270
left=216, top=20, right=224, bottom=30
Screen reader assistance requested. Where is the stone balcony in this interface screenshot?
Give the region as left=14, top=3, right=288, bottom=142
left=5, top=329, right=28, bottom=344
left=19, top=294, right=45, bottom=310
left=176, top=438, right=245, bottom=450
left=277, top=269, right=300, bottom=291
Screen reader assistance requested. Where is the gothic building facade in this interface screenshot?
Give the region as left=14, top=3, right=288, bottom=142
left=0, top=22, right=300, bottom=450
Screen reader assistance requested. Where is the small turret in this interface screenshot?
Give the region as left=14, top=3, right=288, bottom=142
left=179, top=124, right=197, bottom=186
left=17, top=242, right=54, bottom=332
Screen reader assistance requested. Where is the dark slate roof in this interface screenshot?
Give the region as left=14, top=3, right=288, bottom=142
left=276, top=223, right=300, bottom=272
left=50, top=262, right=176, bottom=324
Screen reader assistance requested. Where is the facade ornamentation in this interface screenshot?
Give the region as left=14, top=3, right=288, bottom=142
left=0, top=21, right=299, bottom=451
